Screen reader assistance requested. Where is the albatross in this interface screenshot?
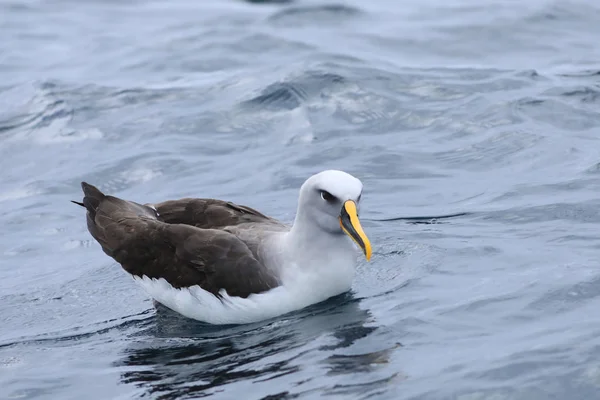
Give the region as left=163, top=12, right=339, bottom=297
left=73, top=170, right=371, bottom=325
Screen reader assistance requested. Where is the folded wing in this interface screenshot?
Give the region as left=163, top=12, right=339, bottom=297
left=76, top=183, right=280, bottom=298
left=152, top=198, right=284, bottom=229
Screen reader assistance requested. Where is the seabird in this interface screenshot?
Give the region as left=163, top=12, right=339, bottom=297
left=73, top=170, right=371, bottom=325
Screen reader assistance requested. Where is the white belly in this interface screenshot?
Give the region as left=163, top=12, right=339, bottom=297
left=132, top=258, right=356, bottom=325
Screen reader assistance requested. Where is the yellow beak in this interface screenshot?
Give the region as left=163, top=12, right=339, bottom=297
left=339, top=200, right=372, bottom=261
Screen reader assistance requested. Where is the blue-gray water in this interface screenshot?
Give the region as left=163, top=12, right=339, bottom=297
left=2, top=0, right=600, bottom=399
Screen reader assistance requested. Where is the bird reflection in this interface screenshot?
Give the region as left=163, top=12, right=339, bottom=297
left=115, top=293, right=399, bottom=399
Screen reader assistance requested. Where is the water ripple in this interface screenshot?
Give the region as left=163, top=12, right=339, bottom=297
left=3, top=1, right=600, bottom=399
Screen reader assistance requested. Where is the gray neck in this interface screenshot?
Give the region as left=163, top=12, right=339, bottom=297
left=284, top=208, right=355, bottom=266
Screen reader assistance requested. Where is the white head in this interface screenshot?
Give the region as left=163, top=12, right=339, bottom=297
left=294, top=170, right=372, bottom=261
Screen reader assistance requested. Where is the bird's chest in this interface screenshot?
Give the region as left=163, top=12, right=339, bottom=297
left=283, top=246, right=357, bottom=295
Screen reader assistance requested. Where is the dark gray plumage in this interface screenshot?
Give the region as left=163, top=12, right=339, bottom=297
left=74, top=182, right=284, bottom=298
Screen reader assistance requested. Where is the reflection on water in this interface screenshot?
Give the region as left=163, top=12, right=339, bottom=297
left=117, top=294, right=397, bottom=399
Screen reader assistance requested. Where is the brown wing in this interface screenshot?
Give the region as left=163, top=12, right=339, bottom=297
left=75, top=183, right=280, bottom=298
left=151, top=198, right=285, bottom=230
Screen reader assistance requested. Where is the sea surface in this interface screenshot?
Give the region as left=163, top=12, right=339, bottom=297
left=2, top=0, right=600, bottom=399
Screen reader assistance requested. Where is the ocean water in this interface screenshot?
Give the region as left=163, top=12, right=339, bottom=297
left=2, top=0, right=600, bottom=399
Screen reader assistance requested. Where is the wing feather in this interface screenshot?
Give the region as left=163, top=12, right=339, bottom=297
left=75, top=183, right=281, bottom=298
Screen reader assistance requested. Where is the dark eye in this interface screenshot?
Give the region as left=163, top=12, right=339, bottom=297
left=357, top=193, right=362, bottom=203
left=320, top=190, right=336, bottom=202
